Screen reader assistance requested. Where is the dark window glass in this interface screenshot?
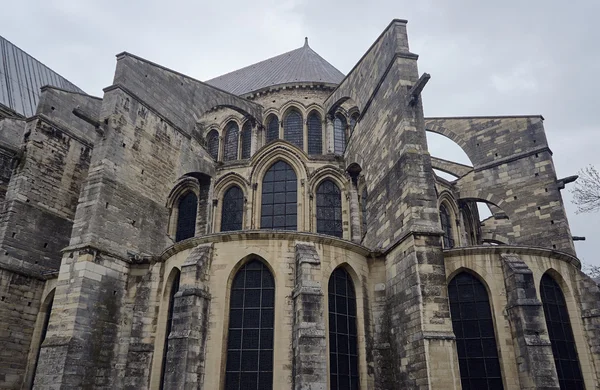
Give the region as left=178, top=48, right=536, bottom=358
left=316, top=180, right=343, bottom=238
left=449, top=272, right=504, bottom=390
left=284, top=110, right=303, bottom=149
left=328, top=268, right=359, bottom=390
left=440, top=204, right=455, bottom=248
left=349, top=113, right=359, bottom=133
left=307, top=111, right=323, bottom=155
left=266, top=116, right=279, bottom=143
left=160, top=270, right=180, bottom=390
left=207, top=130, right=220, bottom=160
left=540, top=274, right=584, bottom=390
left=224, top=122, right=239, bottom=161
left=333, top=115, right=347, bottom=155
left=225, top=260, right=275, bottom=390
left=221, top=186, right=244, bottom=232
left=176, top=192, right=197, bottom=242
left=361, top=187, right=367, bottom=236
left=241, top=121, right=252, bottom=159
left=260, top=161, right=297, bottom=230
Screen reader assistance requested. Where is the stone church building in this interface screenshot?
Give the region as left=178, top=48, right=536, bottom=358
left=0, top=19, right=598, bottom=390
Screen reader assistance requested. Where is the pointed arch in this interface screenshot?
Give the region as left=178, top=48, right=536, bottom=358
left=540, top=272, right=584, bottom=389
left=448, top=271, right=504, bottom=390
left=316, top=179, right=343, bottom=238
left=223, top=121, right=240, bottom=161
left=260, top=160, right=297, bottom=230
left=225, top=259, right=275, bottom=389
left=265, top=114, right=279, bottom=144
left=221, top=185, right=244, bottom=232
left=206, top=129, right=220, bottom=161
left=333, top=114, right=347, bottom=155
left=159, top=267, right=181, bottom=390
left=307, top=110, right=323, bottom=155
left=283, top=109, right=303, bottom=149
left=328, top=266, right=359, bottom=389
left=176, top=191, right=198, bottom=242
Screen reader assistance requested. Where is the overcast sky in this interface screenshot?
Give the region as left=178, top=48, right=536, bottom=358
left=2, top=0, right=598, bottom=265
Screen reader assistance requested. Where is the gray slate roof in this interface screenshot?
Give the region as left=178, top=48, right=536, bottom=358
left=0, top=35, right=84, bottom=117
left=205, top=39, right=344, bottom=96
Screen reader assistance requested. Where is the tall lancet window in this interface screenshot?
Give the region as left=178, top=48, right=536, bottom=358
left=207, top=129, right=220, bottom=160
left=333, top=114, right=347, bottom=155
left=175, top=192, right=197, bottom=242
left=221, top=185, right=244, bottom=232
left=448, top=272, right=503, bottom=390
left=260, top=161, right=297, bottom=230
left=225, top=260, right=275, bottom=390
left=160, top=269, right=180, bottom=390
left=440, top=204, right=455, bottom=248
left=316, top=180, right=343, bottom=238
left=265, top=115, right=279, bottom=144
left=361, top=187, right=368, bottom=236
left=284, top=110, right=303, bottom=149
left=540, top=273, right=584, bottom=390
left=307, top=111, right=323, bottom=155
left=328, top=268, right=359, bottom=390
left=241, top=121, right=252, bottom=159
left=224, top=121, right=239, bottom=161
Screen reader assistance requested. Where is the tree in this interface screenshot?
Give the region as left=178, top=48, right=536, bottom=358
left=570, top=165, right=600, bottom=214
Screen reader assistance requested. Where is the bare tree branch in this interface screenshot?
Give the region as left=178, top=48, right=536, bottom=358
left=570, top=165, right=600, bottom=214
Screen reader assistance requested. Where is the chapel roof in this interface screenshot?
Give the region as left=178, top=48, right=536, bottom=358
left=205, top=38, right=345, bottom=96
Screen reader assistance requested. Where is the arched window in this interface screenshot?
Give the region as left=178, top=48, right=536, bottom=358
left=361, top=187, right=367, bottom=236
left=349, top=113, right=359, bottom=133
left=241, top=121, right=252, bottom=159
left=224, top=121, right=239, bottom=161
left=265, top=115, right=279, bottom=144
left=333, top=114, right=347, bottom=155
left=207, top=130, right=220, bottom=161
left=440, top=204, right=455, bottom=248
left=160, top=269, right=180, bottom=390
left=540, top=274, right=584, bottom=389
left=284, top=110, right=303, bottom=149
left=328, top=268, right=359, bottom=390
left=448, top=272, right=503, bottom=390
left=316, top=180, right=343, bottom=238
left=225, top=260, right=275, bottom=390
left=221, top=186, right=244, bottom=232
left=260, top=161, right=297, bottom=230
left=307, top=111, right=323, bottom=155
left=175, top=192, right=197, bottom=242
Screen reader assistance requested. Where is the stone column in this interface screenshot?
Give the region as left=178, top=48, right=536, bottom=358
left=163, top=244, right=213, bottom=390
left=292, top=242, right=327, bottom=390
left=576, top=270, right=600, bottom=383
left=250, top=121, right=260, bottom=156
left=325, top=115, right=334, bottom=154
left=501, top=253, right=560, bottom=389
left=347, top=166, right=362, bottom=243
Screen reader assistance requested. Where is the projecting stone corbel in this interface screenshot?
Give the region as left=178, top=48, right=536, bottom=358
left=408, top=73, right=431, bottom=106
left=557, top=175, right=578, bottom=190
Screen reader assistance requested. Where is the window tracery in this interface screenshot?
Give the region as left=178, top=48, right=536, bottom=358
left=328, top=268, right=359, bottom=390
left=175, top=192, right=197, bottom=242
left=540, top=274, right=584, bottom=389
left=284, top=110, right=303, bottom=149
left=241, top=121, right=252, bottom=159
left=307, top=111, right=322, bottom=155
left=221, top=185, right=244, bottom=232
left=207, top=129, right=220, bottom=161
left=440, top=203, right=455, bottom=248
left=316, top=179, right=343, bottom=238
left=260, top=161, right=297, bottom=230
left=225, top=260, right=275, bottom=390
left=224, top=121, right=239, bottom=161
left=333, top=114, right=347, bottom=155
left=448, top=272, right=503, bottom=390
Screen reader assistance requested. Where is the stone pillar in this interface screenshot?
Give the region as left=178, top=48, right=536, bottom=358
left=163, top=244, right=213, bottom=390
left=33, top=248, right=128, bottom=389
left=347, top=166, right=362, bottom=243
left=250, top=121, right=260, bottom=156
left=292, top=242, right=327, bottom=390
left=501, top=254, right=560, bottom=389
left=576, top=270, right=600, bottom=383
left=325, top=115, right=334, bottom=154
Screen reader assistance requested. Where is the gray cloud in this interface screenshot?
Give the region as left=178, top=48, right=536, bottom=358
left=3, top=0, right=598, bottom=264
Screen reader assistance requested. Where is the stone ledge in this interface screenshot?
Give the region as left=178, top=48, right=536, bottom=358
left=443, top=245, right=581, bottom=269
